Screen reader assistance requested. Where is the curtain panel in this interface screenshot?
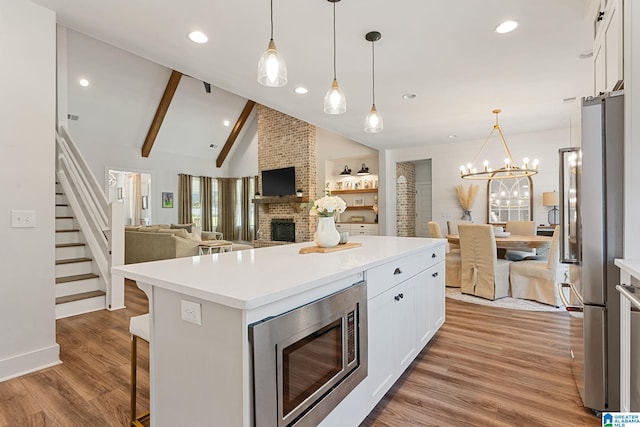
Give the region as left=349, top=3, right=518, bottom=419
left=201, top=176, right=213, bottom=231
left=178, top=173, right=192, bottom=224
left=218, top=178, right=237, bottom=240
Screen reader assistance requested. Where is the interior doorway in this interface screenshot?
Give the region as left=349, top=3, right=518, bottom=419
left=396, top=159, right=432, bottom=237
left=107, top=169, right=152, bottom=225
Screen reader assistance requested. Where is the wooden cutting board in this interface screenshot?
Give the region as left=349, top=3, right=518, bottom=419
left=299, top=242, right=362, bottom=254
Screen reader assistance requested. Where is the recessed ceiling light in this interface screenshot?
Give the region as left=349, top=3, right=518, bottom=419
left=402, top=93, right=417, bottom=100
left=79, top=78, right=89, bottom=87
left=223, top=120, right=230, bottom=126
left=294, top=86, right=308, bottom=94
left=188, top=31, right=208, bottom=44
left=495, top=20, right=518, bottom=34
left=448, top=134, right=457, bottom=139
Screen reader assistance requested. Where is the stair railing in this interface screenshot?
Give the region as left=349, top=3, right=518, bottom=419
left=55, top=125, right=124, bottom=311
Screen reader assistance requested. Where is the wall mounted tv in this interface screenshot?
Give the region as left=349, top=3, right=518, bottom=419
left=261, top=167, right=296, bottom=197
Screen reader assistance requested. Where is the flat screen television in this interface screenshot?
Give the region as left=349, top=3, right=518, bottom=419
left=261, top=167, right=296, bottom=197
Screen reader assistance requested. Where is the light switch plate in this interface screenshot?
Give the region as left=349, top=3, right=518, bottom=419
left=11, top=210, right=36, bottom=228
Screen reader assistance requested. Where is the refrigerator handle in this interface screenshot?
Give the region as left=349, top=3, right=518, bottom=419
left=558, top=282, right=584, bottom=312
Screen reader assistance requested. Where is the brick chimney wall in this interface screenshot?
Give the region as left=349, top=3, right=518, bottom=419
left=256, top=105, right=317, bottom=244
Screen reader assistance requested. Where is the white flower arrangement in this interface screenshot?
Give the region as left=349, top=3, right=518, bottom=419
left=309, top=195, right=347, bottom=217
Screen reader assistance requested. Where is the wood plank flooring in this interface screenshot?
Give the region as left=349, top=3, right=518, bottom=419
left=0, top=281, right=600, bottom=426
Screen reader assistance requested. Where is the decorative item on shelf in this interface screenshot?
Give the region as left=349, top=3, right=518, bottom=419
left=336, top=181, right=343, bottom=190
left=296, top=188, right=303, bottom=197
left=460, top=109, right=539, bottom=180
left=309, top=195, right=346, bottom=248
left=543, top=191, right=560, bottom=225
left=455, top=184, right=478, bottom=221
left=339, top=165, right=352, bottom=176
left=257, top=0, right=287, bottom=87
left=364, top=31, right=383, bottom=133
left=357, top=163, right=370, bottom=175
left=324, top=0, right=346, bottom=114
left=372, top=204, right=378, bottom=223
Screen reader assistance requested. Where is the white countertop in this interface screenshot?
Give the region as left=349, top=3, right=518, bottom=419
left=112, top=236, right=443, bottom=310
left=615, top=258, right=640, bottom=280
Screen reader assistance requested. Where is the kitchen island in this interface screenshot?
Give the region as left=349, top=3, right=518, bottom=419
left=112, top=235, right=446, bottom=426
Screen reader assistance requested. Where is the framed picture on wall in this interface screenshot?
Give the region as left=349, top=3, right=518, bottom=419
left=162, top=192, right=173, bottom=208
left=354, top=197, right=364, bottom=206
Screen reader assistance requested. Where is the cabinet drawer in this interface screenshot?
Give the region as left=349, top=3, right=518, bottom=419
left=352, top=224, right=377, bottom=232
left=335, top=223, right=349, bottom=231
left=366, top=251, right=429, bottom=299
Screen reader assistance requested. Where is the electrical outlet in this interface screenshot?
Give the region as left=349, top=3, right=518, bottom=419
left=181, top=300, right=202, bottom=325
left=11, top=210, right=36, bottom=228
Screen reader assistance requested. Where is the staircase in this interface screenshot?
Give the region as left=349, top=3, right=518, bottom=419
left=55, top=184, right=106, bottom=318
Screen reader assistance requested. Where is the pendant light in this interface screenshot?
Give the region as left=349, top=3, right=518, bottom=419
left=364, top=31, right=383, bottom=133
left=324, top=0, right=346, bottom=114
left=257, top=0, right=287, bottom=87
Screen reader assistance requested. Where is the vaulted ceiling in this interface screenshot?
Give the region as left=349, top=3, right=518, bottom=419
left=33, top=0, right=593, bottom=151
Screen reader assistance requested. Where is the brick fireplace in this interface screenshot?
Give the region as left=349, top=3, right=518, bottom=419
left=254, top=105, right=317, bottom=246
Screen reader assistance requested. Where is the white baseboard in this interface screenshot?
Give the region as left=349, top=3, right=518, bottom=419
left=0, top=344, right=61, bottom=382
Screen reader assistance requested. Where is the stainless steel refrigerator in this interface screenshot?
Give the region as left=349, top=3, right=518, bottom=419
left=559, top=91, right=625, bottom=414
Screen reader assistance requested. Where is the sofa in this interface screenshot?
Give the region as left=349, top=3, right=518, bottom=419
left=124, top=224, right=227, bottom=264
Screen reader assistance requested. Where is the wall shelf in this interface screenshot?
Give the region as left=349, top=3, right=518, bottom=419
left=252, top=196, right=309, bottom=213
left=331, top=189, right=378, bottom=195
left=346, top=206, right=375, bottom=211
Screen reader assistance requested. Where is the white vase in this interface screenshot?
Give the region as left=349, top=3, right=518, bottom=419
left=314, top=216, right=340, bottom=248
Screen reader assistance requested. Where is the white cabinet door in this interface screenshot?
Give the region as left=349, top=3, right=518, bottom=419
left=366, top=286, right=396, bottom=410
left=414, top=262, right=445, bottom=349
left=603, top=0, right=622, bottom=91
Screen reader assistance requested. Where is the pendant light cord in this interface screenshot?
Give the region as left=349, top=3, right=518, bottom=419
left=270, top=0, right=274, bottom=40
left=332, top=2, right=337, bottom=80
left=371, top=41, right=376, bottom=105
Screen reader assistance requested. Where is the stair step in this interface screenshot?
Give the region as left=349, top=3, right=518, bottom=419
left=55, top=290, right=105, bottom=305
left=56, top=242, right=85, bottom=248
left=56, top=229, right=80, bottom=233
left=55, top=204, right=69, bottom=207
left=56, top=257, right=92, bottom=265
left=56, top=273, right=99, bottom=284
left=56, top=216, right=73, bottom=219
left=56, top=192, right=63, bottom=195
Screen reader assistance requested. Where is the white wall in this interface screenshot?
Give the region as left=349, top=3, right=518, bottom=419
left=0, top=0, right=60, bottom=381
left=381, top=126, right=573, bottom=236
left=227, top=112, right=258, bottom=178
left=61, top=29, right=255, bottom=225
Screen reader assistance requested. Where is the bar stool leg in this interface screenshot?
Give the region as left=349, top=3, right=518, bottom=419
left=130, top=333, right=149, bottom=427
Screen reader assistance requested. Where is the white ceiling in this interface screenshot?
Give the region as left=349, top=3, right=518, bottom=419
left=33, top=0, right=594, bottom=151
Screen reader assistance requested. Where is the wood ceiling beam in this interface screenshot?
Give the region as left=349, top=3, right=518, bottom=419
left=141, top=70, right=182, bottom=158
left=216, top=100, right=256, bottom=168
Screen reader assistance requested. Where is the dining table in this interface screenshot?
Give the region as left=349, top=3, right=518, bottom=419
left=446, top=233, right=552, bottom=251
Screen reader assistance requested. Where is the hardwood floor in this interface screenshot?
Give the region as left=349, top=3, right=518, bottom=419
left=362, top=298, right=600, bottom=427
left=0, top=282, right=599, bottom=426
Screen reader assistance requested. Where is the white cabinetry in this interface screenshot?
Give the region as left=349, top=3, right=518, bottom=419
left=336, top=222, right=378, bottom=236
left=593, top=0, right=623, bottom=94
left=365, top=244, right=445, bottom=412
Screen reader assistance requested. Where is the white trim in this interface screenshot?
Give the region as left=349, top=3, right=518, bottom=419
left=0, top=345, right=61, bottom=382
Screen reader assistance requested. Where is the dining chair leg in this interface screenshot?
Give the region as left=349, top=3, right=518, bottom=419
left=130, top=333, right=149, bottom=427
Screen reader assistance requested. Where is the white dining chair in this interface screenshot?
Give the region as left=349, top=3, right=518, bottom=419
left=458, top=224, right=511, bottom=300
left=509, top=226, right=568, bottom=307
left=504, top=221, right=539, bottom=261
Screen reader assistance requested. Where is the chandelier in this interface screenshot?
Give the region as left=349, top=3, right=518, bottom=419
left=460, top=109, right=539, bottom=180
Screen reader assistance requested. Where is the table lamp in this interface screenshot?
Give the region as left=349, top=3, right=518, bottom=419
left=543, top=191, right=559, bottom=225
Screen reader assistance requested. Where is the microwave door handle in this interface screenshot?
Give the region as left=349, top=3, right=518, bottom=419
left=558, top=282, right=584, bottom=312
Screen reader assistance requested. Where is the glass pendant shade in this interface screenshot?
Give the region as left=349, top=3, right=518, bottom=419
left=364, top=104, right=383, bottom=133
left=324, top=79, right=347, bottom=114
left=257, top=39, right=287, bottom=87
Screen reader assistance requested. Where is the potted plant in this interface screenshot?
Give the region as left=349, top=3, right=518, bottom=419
left=296, top=188, right=303, bottom=197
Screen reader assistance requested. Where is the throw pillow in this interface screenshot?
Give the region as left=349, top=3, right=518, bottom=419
left=171, top=223, right=193, bottom=233
left=191, top=226, right=203, bottom=242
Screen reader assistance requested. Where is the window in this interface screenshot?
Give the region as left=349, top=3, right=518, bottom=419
left=191, top=176, right=201, bottom=227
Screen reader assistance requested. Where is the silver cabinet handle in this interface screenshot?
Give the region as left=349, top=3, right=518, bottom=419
left=393, top=267, right=402, bottom=275
left=558, top=282, right=584, bottom=312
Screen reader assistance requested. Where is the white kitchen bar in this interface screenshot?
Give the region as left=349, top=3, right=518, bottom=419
left=112, top=236, right=446, bottom=426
